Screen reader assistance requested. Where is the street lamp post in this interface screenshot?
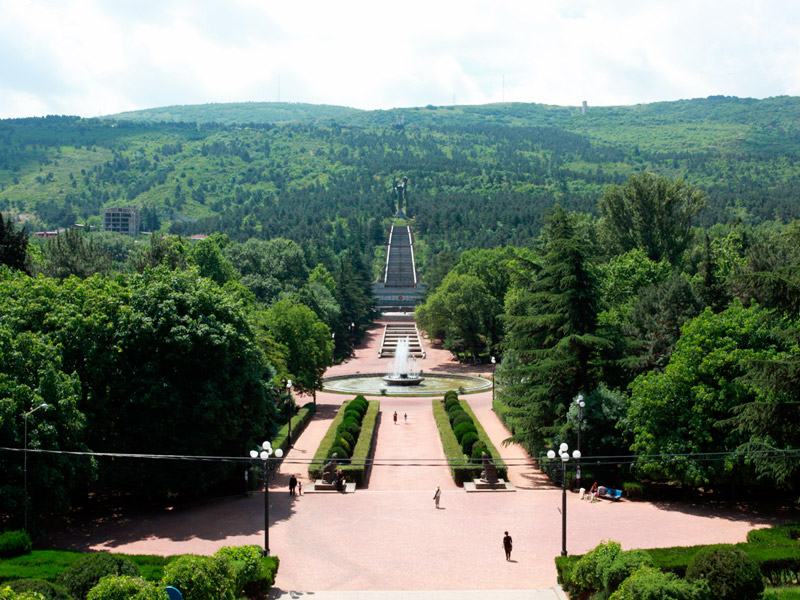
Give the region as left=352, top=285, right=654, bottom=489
left=547, top=443, right=581, bottom=557
left=249, top=441, right=283, bottom=556
left=490, top=356, right=496, bottom=402
left=286, top=380, right=293, bottom=448
left=575, top=394, right=585, bottom=491
left=23, top=403, right=48, bottom=532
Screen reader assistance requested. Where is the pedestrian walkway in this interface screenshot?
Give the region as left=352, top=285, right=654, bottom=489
left=270, top=587, right=568, bottom=599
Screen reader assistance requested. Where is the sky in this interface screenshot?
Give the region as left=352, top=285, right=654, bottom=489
left=2, top=0, right=800, bottom=119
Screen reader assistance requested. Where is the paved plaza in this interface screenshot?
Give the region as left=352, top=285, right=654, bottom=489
left=45, top=321, right=788, bottom=596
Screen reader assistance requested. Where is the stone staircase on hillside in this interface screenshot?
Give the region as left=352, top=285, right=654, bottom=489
left=378, top=323, right=425, bottom=358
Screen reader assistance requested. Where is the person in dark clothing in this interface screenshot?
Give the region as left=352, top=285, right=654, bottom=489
left=289, top=474, right=297, bottom=496
left=503, top=531, right=513, bottom=560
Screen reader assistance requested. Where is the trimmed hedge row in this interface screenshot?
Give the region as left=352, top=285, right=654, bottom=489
left=0, top=546, right=279, bottom=599
left=271, top=401, right=316, bottom=455
left=308, top=397, right=380, bottom=487
left=432, top=395, right=508, bottom=486
left=556, top=521, right=800, bottom=597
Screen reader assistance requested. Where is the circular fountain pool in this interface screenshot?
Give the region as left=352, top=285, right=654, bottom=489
left=322, top=373, right=492, bottom=396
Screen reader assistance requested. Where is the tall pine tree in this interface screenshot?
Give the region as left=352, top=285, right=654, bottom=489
left=499, top=206, right=609, bottom=453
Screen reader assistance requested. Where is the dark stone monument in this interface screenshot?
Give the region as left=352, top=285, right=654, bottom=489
left=322, top=453, right=338, bottom=484
left=480, top=452, right=498, bottom=483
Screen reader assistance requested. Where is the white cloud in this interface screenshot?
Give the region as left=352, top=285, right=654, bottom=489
left=2, top=0, right=800, bottom=118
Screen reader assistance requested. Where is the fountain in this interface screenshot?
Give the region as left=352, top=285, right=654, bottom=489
left=382, top=337, right=424, bottom=386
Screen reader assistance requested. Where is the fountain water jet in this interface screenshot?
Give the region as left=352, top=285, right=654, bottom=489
left=382, top=337, right=424, bottom=385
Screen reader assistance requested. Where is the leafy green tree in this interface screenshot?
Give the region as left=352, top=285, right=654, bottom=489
left=0, top=210, right=28, bottom=272
left=131, top=234, right=188, bottom=272
left=263, top=299, right=333, bottom=403
left=225, top=238, right=309, bottom=302
left=626, top=300, right=783, bottom=487
left=334, top=249, right=375, bottom=356
left=40, top=228, right=111, bottom=279
left=416, top=272, right=498, bottom=362
left=188, top=235, right=238, bottom=285
left=0, top=274, right=94, bottom=526
left=599, top=172, right=706, bottom=264
left=499, top=206, right=609, bottom=452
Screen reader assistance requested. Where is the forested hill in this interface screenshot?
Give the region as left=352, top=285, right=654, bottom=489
left=3, top=95, right=800, bottom=255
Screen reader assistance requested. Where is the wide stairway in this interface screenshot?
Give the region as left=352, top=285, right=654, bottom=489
left=379, top=323, right=425, bottom=358
left=384, top=225, right=417, bottom=287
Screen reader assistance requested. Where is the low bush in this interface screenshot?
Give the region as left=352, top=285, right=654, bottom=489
left=599, top=549, right=654, bottom=597
left=86, top=575, right=168, bottom=600
left=443, top=390, right=458, bottom=403
left=6, top=579, right=72, bottom=600
left=343, top=409, right=362, bottom=424
left=453, top=422, right=477, bottom=443
left=609, top=566, right=707, bottom=600
left=58, top=553, right=139, bottom=600
left=337, top=430, right=356, bottom=449
left=0, top=586, right=45, bottom=600
left=570, top=539, right=621, bottom=595
left=622, top=481, right=645, bottom=499
left=460, top=432, right=479, bottom=456
left=214, top=545, right=279, bottom=599
left=333, top=437, right=352, bottom=455
left=161, top=554, right=235, bottom=600
left=452, top=413, right=474, bottom=429
left=0, top=532, right=32, bottom=559
left=337, top=421, right=360, bottom=439
left=328, top=444, right=350, bottom=460
left=686, top=545, right=764, bottom=600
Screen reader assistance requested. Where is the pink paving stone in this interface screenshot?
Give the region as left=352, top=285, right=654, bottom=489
left=43, top=320, right=793, bottom=591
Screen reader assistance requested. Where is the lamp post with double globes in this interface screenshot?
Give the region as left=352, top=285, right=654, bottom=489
left=547, top=443, right=581, bottom=557
left=24, top=403, right=48, bottom=532
left=575, top=394, right=585, bottom=491
left=490, top=356, right=496, bottom=402
left=286, top=379, right=294, bottom=448
left=249, top=441, right=283, bottom=556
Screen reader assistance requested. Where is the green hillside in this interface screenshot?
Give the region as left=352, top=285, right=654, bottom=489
left=2, top=96, right=800, bottom=254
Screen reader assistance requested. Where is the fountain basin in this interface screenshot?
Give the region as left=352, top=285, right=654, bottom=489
left=382, top=375, right=425, bottom=386
left=323, top=373, right=492, bottom=396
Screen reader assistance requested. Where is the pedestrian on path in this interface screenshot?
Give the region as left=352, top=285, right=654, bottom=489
left=404, top=412, right=407, bottom=423
left=503, top=531, right=513, bottom=561
left=298, top=478, right=303, bottom=496
left=289, top=474, right=297, bottom=496
left=433, top=485, right=441, bottom=509
left=393, top=411, right=398, bottom=425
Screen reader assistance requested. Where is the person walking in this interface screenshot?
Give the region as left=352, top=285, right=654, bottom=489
left=289, top=474, right=297, bottom=496
left=404, top=412, right=407, bottom=424
left=393, top=411, right=398, bottom=425
left=433, top=485, right=441, bottom=509
left=503, top=531, right=513, bottom=561
left=297, top=477, right=303, bottom=496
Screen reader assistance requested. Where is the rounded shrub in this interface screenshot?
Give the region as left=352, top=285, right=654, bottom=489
left=444, top=399, right=460, bottom=412
left=343, top=410, right=362, bottom=424
left=338, top=421, right=360, bottom=439
left=448, top=409, right=466, bottom=426
left=328, top=444, right=350, bottom=460
left=452, top=413, right=474, bottom=429
left=453, top=421, right=478, bottom=442
left=349, top=398, right=367, bottom=412
left=340, top=416, right=361, bottom=430
left=338, top=430, right=356, bottom=449
left=572, top=540, right=621, bottom=595
left=686, top=545, right=763, bottom=600
left=59, top=553, right=140, bottom=600
left=161, top=554, right=236, bottom=600
left=597, top=549, right=654, bottom=597
left=460, top=432, right=479, bottom=456
left=333, top=437, right=352, bottom=455
left=87, top=575, right=168, bottom=600
left=215, top=545, right=274, bottom=599
left=470, top=443, right=489, bottom=460
left=7, top=579, right=73, bottom=600
left=0, top=530, right=33, bottom=558
left=609, top=566, right=705, bottom=600
left=0, top=586, right=47, bottom=600
left=443, top=390, right=458, bottom=403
